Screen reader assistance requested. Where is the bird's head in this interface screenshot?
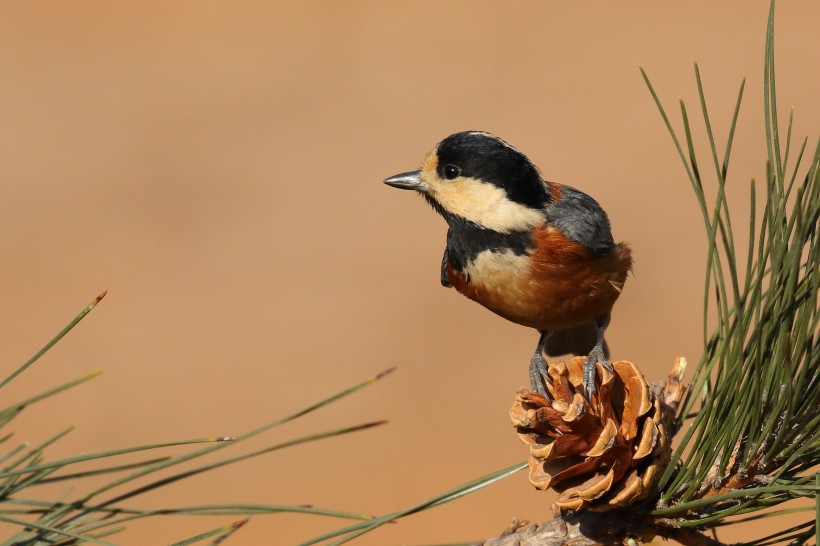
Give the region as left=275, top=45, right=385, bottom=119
left=384, top=131, right=549, bottom=233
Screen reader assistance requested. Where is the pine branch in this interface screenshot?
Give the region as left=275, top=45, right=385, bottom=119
left=479, top=512, right=726, bottom=546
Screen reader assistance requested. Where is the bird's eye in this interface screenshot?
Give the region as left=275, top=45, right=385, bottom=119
left=442, top=165, right=461, bottom=180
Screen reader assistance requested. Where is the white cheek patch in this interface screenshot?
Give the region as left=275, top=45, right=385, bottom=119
left=428, top=176, right=545, bottom=233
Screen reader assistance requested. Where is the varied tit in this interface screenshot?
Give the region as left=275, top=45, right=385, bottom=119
left=384, top=131, right=632, bottom=398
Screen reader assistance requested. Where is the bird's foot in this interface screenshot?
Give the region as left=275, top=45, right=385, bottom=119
left=529, top=351, right=549, bottom=398
left=582, top=346, right=612, bottom=400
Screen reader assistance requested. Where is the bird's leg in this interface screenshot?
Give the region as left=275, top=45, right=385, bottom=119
left=583, top=315, right=612, bottom=399
left=529, top=330, right=549, bottom=397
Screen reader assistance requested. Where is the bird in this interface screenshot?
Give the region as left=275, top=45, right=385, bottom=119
left=383, top=131, right=632, bottom=398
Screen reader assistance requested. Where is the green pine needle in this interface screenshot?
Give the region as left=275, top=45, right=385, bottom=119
left=0, top=290, right=394, bottom=542
left=0, top=291, right=106, bottom=390
left=641, top=0, right=818, bottom=539
left=298, top=461, right=527, bottom=546
left=168, top=519, right=248, bottom=546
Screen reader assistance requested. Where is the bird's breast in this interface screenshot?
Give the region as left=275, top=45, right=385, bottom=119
left=445, top=227, right=631, bottom=330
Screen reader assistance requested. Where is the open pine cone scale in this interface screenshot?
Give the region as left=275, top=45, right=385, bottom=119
left=510, top=357, right=676, bottom=511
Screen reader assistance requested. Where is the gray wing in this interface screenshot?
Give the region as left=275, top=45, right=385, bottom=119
left=546, top=186, right=615, bottom=254
left=440, top=248, right=451, bottom=287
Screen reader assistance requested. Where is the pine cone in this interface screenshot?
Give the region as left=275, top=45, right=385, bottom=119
left=510, top=357, right=678, bottom=511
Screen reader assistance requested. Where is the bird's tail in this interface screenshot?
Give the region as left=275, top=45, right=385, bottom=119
left=545, top=322, right=610, bottom=359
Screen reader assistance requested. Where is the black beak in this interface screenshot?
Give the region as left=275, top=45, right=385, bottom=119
left=384, top=170, right=423, bottom=191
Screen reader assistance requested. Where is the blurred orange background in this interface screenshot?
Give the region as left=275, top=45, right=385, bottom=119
left=0, top=2, right=817, bottom=544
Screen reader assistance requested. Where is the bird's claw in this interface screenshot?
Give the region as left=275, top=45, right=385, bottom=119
left=529, top=352, right=549, bottom=398
left=582, top=347, right=609, bottom=401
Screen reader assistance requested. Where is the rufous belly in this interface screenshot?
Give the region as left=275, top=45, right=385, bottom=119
left=446, top=228, right=632, bottom=331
